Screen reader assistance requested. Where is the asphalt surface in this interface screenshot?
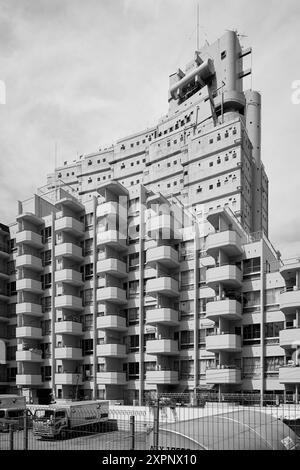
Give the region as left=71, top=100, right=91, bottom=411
left=0, top=428, right=148, bottom=450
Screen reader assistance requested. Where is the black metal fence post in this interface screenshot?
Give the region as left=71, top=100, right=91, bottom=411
left=130, top=415, right=135, bottom=450
left=153, top=397, right=159, bottom=449
left=9, top=424, right=14, bottom=450
left=23, top=409, right=28, bottom=450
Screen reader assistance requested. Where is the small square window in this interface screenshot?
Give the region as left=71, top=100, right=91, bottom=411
left=209, top=184, right=213, bottom=190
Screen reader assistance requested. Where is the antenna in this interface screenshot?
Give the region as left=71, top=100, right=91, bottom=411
left=196, top=3, right=199, bottom=50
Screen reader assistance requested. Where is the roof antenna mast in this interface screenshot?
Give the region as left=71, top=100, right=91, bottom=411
left=197, top=2, right=200, bottom=51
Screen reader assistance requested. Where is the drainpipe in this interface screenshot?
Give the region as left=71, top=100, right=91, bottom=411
left=138, top=186, right=145, bottom=405
left=260, top=238, right=265, bottom=406
left=51, top=212, right=56, bottom=400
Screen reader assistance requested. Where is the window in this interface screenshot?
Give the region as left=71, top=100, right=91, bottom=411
left=41, top=366, right=52, bottom=381
left=128, top=362, right=139, bottom=380
left=209, top=184, right=213, bottom=190
left=243, top=357, right=260, bottom=378
left=83, top=364, right=93, bottom=380
left=180, top=360, right=194, bottom=379
left=129, top=335, right=139, bottom=352
left=84, top=263, right=93, bottom=280
left=41, top=227, right=52, bottom=244
left=81, top=314, right=93, bottom=331
left=128, top=308, right=139, bottom=325
left=41, top=273, right=52, bottom=289
left=217, top=180, right=221, bottom=187
left=209, top=162, right=213, bottom=167
left=41, top=319, right=51, bottom=335
left=82, top=288, right=93, bottom=306
left=42, top=250, right=51, bottom=266
left=42, top=297, right=51, bottom=312
left=84, top=238, right=93, bottom=256
left=82, top=339, right=93, bottom=356
left=84, top=213, right=93, bottom=229
left=243, top=324, right=260, bottom=345
left=243, top=257, right=260, bottom=275
left=197, top=186, right=202, bottom=193
left=180, top=331, right=194, bottom=349
left=221, top=50, right=227, bottom=60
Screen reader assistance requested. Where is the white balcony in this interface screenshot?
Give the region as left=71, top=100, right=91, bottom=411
left=55, top=217, right=84, bottom=237
left=206, top=368, right=242, bottom=384
left=97, top=315, right=127, bottom=331
left=16, top=374, right=42, bottom=386
left=16, top=279, right=43, bottom=294
left=16, top=231, right=43, bottom=249
left=146, top=339, right=179, bottom=356
left=55, top=347, right=83, bottom=360
left=279, top=328, right=300, bottom=349
left=55, top=321, right=83, bottom=336
left=146, top=246, right=179, bottom=268
left=55, top=269, right=83, bottom=286
left=16, top=255, right=43, bottom=272
left=206, top=231, right=243, bottom=258
left=280, top=288, right=300, bottom=313
left=97, top=201, right=119, bottom=218
left=146, top=370, right=179, bottom=384
left=206, top=265, right=242, bottom=289
left=55, top=243, right=83, bottom=262
left=206, top=299, right=242, bottom=321
left=97, top=344, right=127, bottom=358
left=279, top=367, right=300, bottom=383
left=55, top=295, right=83, bottom=311
left=96, top=258, right=127, bottom=278
left=16, top=303, right=43, bottom=317
left=146, top=277, right=179, bottom=297
left=96, top=372, right=127, bottom=385
left=16, top=350, right=43, bottom=362
left=97, top=230, right=127, bottom=251
left=145, top=308, right=179, bottom=326
left=55, top=373, right=83, bottom=385
left=16, top=326, right=43, bottom=340
left=206, top=334, right=241, bottom=352
left=97, top=287, right=127, bottom=304
left=146, top=214, right=178, bottom=239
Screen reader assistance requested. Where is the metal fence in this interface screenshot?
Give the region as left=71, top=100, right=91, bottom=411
left=1, top=395, right=300, bottom=450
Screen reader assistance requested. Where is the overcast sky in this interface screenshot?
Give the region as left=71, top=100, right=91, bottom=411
left=0, top=0, right=299, bottom=259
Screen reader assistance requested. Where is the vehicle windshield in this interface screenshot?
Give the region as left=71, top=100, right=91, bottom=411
left=34, top=409, right=55, bottom=420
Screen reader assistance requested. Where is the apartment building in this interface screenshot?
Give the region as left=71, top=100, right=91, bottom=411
left=0, top=30, right=299, bottom=405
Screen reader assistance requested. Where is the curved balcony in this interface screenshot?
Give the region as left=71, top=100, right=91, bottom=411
left=16, top=255, right=43, bottom=272
left=54, top=243, right=83, bottom=262
left=55, top=373, right=83, bottom=385
left=16, top=231, right=43, bottom=249
left=16, top=374, right=42, bottom=386
left=96, top=372, right=127, bottom=385
left=16, top=350, right=43, bottom=362
left=206, top=299, right=242, bottom=321
left=146, top=339, right=179, bottom=356
left=279, top=328, right=300, bottom=349
left=55, top=295, right=83, bottom=311
left=97, top=230, right=127, bottom=252
left=279, top=366, right=300, bottom=383
left=55, top=269, right=83, bottom=286
left=146, top=246, right=179, bottom=268
left=146, top=214, right=175, bottom=239
left=206, top=265, right=242, bottom=289
left=55, top=217, right=84, bottom=237
left=97, top=287, right=127, bottom=305
left=16, top=303, right=43, bottom=317
left=146, top=277, right=179, bottom=297
left=97, top=201, right=119, bottom=218
left=16, top=279, right=43, bottom=295
left=206, top=367, right=241, bottom=384
left=96, top=258, right=127, bottom=278
left=206, top=231, right=243, bottom=258
left=0, top=244, right=9, bottom=259
left=97, top=315, right=127, bottom=331
left=206, top=333, right=241, bottom=352
left=280, top=287, right=300, bottom=313
left=145, top=370, right=179, bottom=384
left=145, top=308, right=179, bottom=326
left=16, top=326, right=43, bottom=340
left=97, top=343, right=127, bottom=358
left=55, top=347, right=83, bottom=360
left=55, top=321, right=83, bottom=336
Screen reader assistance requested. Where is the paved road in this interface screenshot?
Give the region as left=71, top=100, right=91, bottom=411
left=0, top=429, right=148, bottom=450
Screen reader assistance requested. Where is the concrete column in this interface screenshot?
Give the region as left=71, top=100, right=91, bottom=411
left=193, top=222, right=200, bottom=392
left=138, top=186, right=146, bottom=405
left=92, top=196, right=98, bottom=400
left=50, top=212, right=56, bottom=399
